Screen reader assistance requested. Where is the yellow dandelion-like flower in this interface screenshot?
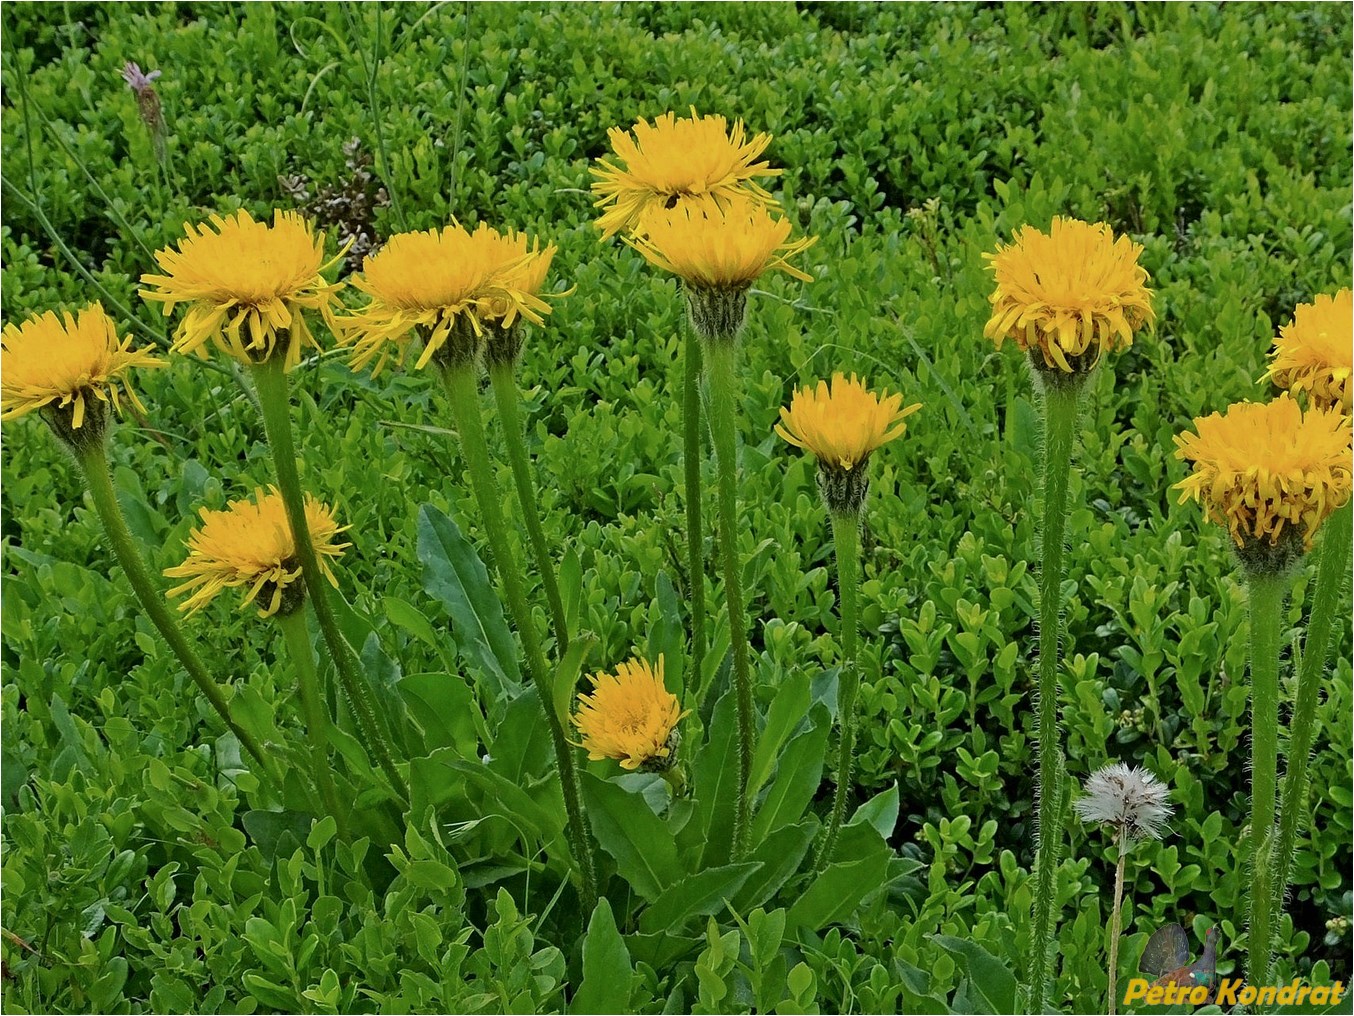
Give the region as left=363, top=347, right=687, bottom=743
left=340, top=222, right=557, bottom=374
left=1263, top=289, right=1352, bottom=413
left=165, top=486, right=349, bottom=618
left=572, top=656, right=688, bottom=771
left=1, top=303, right=164, bottom=431
left=140, top=209, right=344, bottom=372
left=1173, top=395, right=1352, bottom=552
left=627, top=196, right=816, bottom=290
left=983, top=216, right=1156, bottom=373
left=775, top=372, right=922, bottom=472
left=591, top=107, right=781, bottom=240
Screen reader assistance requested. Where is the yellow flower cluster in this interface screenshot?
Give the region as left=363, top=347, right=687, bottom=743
left=593, top=109, right=814, bottom=292
left=165, top=486, right=349, bottom=618
left=590, top=107, right=780, bottom=239
left=1264, top=289, right=1352, bottom=413
left=983, top=217, right=1156, bottom=372
left=1173, top=395, right=1352, bottom=551
left=572, top=656, right=687, bottom=770
left=776, top=373, right=921, bottom=473
left=1, top=303, right=163, bottom=430
left=341, top=222, right=560, bottom=373
left=141, top=209, right=345, bottom=373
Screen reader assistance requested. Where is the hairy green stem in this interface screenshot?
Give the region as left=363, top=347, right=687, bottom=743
left=1027, top=376, right=1082, bottom=1013
left=487, top=363, right=570, bottom=655
left=814, top=509, right=861, bottom=871
left=683, top=326, right=708, bottom=687
left=703, top=339, right=755, bottom=860
left=250, top=358, right=409, bottom=803
left=277, top=607, right=346, bottom=833
left=76, top=441, right=277, bottom=786
left=1108, top=831, right=1128, bottom=1016
left=1272, top=501, right=1353, bottom=919
left=440, top=362, right=598, bottom=909
left=1246, top=569, right=1288, bottom=989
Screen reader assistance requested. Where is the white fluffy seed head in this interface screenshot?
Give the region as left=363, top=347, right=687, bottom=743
left=1074, top=763, right=1174, bottom=842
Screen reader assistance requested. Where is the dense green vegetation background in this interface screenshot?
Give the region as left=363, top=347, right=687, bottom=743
left=2, top=2, right=1351, bottom=1012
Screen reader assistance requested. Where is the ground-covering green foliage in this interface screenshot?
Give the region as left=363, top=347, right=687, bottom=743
left=2, top=2, right=1351, bottom=1013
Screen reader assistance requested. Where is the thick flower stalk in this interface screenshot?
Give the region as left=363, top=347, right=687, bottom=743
left=166, top=486, right=349, bottom=824
left=1, top=305, right=275, bottom=782
left=776, top=373, right=919, bottom=870
left=140, top=209, right=345, bottom=372
left=1264, top=290, right=1354, bottom=938
left=1175, top=395, right=1352, bottom=986
left=590, top=107, right=781, bottom=240
left=1074, top=764, right=1174, bottom=1015
left=983, top=217, right=1155, bottom=1013
left=572, top=656, right=687, bottom=772
left=634, top=196, right=815, bottom=858
left=341, top=225, right=597, bottom=907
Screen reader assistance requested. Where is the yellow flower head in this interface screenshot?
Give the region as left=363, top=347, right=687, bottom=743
left=591, top=107, right=781, bottom=240
left=775, top=372, right=922, bottom=472
left=572, top=656, right=687, bottom=771
left=1173, top=395, right=1352, bottom=552
left=1263, top=289, right=1352, bottom=413
left=141, top=209, right=344, bottom=372
left=627, top=196, right=816, bottom=290
left=165, top=486, right=349, bottom=618
left=340, top=222, right=557, bottom=373
left=983, top=217, right=1155, bottom=372
left=1, top=303, right=164, bottom=431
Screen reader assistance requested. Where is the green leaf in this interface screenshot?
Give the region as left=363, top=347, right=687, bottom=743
left=397, top=671, right=484, bottom=758
left=560, top=546, right=583, bottom=639
left=751, top=704, right=831, bottom=840
left=849, top=782, right=899, bottom=840
left=570, top=898, right=632, bottom=1015
left=384, top=595, right=442, bottom=651
left=638, top=862, right=760, bottom=935
left=691, top=689, right=739, bottom=871
left=933, top=936, right=1018, bottom=1016
left=648, top=572, right=685, bottom=698
left=787, top=837, right=890, bottom=932
left=733, top=821, right=816, bottom=912
left=552, top=632, right=598, bottom=726
left=417, top=504, right=519, bottom=698
left=582, top=773, right=681, bottom=901
left=748, top=671, right=811, bottom=799
left=242, top=810, right=311, bottom=860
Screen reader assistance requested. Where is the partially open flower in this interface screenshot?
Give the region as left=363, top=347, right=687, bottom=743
left=165, top=486, right=348, bottom=618
left=572, top=656, right=687, bottom=771
left=1, top=303, right=164, bottom=444
left=591, top=107, right=780, bottom=240
left=1263, top=289, right=1352, bottom=413
left=983, top=217, right=1155, bottom=375
left=1074, top=763, right=1173, bottom=843
left=776, top=372, right=921, bottom=514
left=340, top=222, right=556, bottom=373
left=141, top=210, right=344, bottom=372
left=627, top=197, right=815, bottom=340
left=1174, top=394, right=1352, bottom=570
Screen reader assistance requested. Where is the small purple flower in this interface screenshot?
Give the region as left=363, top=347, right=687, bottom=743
left=119, top=61, right=161, bottom=95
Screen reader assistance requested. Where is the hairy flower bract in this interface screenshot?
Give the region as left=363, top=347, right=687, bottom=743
left=165, top=486, right=349, bottom=618
left=775, top=372, right=921, bottom=472
left=141, top=209, right=344, bottom=372
left=1173, top=395, right=1352, bottom=551
left=983, top=217, right=1155, bottom=372
left=628, top=197, right=815, bottom=290
left=341, top=223, right=557, bottom=373
left=1264, top=289, right=1353, bottom=413
left=1, top=304, right=164, bottom=429
left=572, top=656, right=686, bottom=770
left=591, top=107, right=780, bottom=240
left=1074, top=763, right=1174, bottom=842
